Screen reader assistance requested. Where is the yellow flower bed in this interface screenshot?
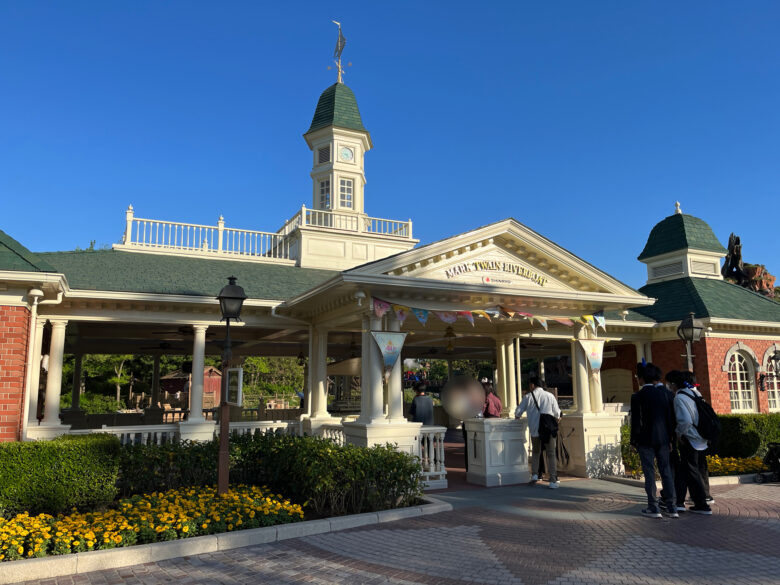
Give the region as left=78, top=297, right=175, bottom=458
left=706, top=455, right=767, bottom=476
left=0, top=485, right=303, bottom=562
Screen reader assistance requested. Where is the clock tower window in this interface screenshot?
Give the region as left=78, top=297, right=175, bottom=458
left=339, top=178, right=354, bottom=209
left=317, top=146, right=330, bottom=164
left=319, top=179, right=331, bottom=209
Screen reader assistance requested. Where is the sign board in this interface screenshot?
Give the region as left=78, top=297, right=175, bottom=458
left=225, top=367, right=243, bottom=406
left=578, top=340, right=605, bottom=373
left=371, top=331, right=408, bottom=381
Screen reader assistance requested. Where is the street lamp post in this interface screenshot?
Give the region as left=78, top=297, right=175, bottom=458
left=216, top=276, right=247, bottom=495
left=676, top=312, right=705, bottom=371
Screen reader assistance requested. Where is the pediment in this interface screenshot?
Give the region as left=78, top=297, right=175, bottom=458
left=347, top=219, right=644, bottom=297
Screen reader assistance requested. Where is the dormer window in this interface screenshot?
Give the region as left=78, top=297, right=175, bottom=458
left=319, top=179, right=331, bottom=209
left=318, top=146, right=330, bottom=164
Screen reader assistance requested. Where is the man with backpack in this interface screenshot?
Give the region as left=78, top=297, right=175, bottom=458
left=515, top=377, right=561, bottom=489
left=673, top=370, right=716, bottom=515
left=630, top=362, right=678, bottom=518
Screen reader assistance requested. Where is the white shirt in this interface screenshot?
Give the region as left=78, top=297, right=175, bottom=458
left=515, top=387, right=561, bottom=437
left=674, top=387, right=708, bottom=451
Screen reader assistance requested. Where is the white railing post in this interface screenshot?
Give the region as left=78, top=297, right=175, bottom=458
left=301, top=204, right=307, bottom=227
left=217, top=215, right=224, bottom=253
left=408, top=219, right=413, bottom=239
left=124, top=205, right=134, bottom=244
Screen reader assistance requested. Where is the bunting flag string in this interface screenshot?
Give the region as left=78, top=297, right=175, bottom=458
left=369, top=297, right=606, bottom=332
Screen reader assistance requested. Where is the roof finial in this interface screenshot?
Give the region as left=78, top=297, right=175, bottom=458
left=674, top=201, right=682, bottom=215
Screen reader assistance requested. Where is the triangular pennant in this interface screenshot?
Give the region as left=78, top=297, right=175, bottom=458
left=457, top=311, right=475, bottom=326
left=553, top=318, right=575, bottom=327
left=594, top=314, right=606, bottom=332
left=472, top=310, right=492, bottom=322
left=373, top=298, right=391, bottom=319
left=411, top=308, right=429, bottom=326
left=434, top=311, right=458, bottom=324
left=516, top=311, right=534, bottom=319
left=498, top=306, right=514, bottom=318
left=392, top=304, right=410, bottom=326
left=534, top=316, right=549, bottom=330
left=581, top=314, right=597, bottom=334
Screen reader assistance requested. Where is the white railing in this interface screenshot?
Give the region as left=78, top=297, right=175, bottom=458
left=418, top=426, right=448, bottom=490
left=277, top=206, right=413, bottom=239
left=70, top=424, right=180, bottom=446
left=225, top=420, right=301, bottom=437
left=120, top=206, right=293, bottom=261
left=319, top=423, right=346, bottom=445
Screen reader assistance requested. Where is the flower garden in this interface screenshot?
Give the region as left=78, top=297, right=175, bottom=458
left=0, top=485, right=302, bottom=562
left=0, top=433, right=424, bottom=564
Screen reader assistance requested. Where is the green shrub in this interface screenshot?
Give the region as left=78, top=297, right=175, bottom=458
left=0, top=435, right=120, bottom=517
left=713, top=413, right=780, bottom=458
left=60, top=392, right=125, bottom=414
left=118, top=434, right=424, bottom=517
left=620, top=423, right=641, bottom=476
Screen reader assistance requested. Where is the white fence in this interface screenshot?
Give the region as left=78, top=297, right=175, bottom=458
left=419, top=426, right=448, bottom=490
left=226, top=420, right=300, bottom=437
left=278, top=206, right=412, bottom=239
left=319, top=424, right=346, bottom=445
left=69, top=424, right=180, bottom=446
left=120, top=207, right=293, bottom=261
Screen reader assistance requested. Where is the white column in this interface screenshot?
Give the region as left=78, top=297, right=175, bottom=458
left=359, top=315, right=372, bottom=423
left=572, top=327, right=591, bottom=414
left=312, top=328, right=329, bottom=418
left=188, top=325, right=208, bottom=422
left=70, top=354, right=83, bottom=410
left=27, top=318, right=46, bottom=424
left=387, top=313, right=405, bottom=422
left=505, top=338, right=518, bottom=415
left=589, top=369, right=604, bottom=414
left=634, top=341, right=645, bottom=365
left=150, top=354, right=161, bottom=408
left=42, top=319, right=67, bottom=425
left=367, top=315, right=385, bottom=422
left=495, top=338, right=507, bottom=410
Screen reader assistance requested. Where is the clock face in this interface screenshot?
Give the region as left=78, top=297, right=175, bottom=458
left=339, top=147, right=354, bottom=162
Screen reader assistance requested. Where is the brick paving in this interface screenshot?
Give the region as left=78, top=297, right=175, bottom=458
left=14, top=480, right=780, bottom=585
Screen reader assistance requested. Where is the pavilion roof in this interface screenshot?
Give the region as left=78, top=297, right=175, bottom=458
left=0, top=230, right=57, bottom=273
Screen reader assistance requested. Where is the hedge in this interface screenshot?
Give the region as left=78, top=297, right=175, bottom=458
left=712, top=413, right=780, bottom=458
left=118, top=434, right=424, bottom=517
left=0, top=435, right=120, bottom=517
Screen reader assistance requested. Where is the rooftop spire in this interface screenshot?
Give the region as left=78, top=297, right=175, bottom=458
left=674, top=201, right=682, bottom=215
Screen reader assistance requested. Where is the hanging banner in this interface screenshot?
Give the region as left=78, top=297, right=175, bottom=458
left=457, top=311, right=475, bottom=326
left=411, top=307, right=429, bottom=326
left=434, top=311, right=458, bottom=324
left=392, top=304, right=410, bottom=325
left=373, top=298, right=391, bottom=319
left=371, top=331, right=408, bottom=380
left=578, top=339, right=605, bottom=373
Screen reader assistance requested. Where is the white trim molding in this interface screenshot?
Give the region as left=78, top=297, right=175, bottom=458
left=721, top=341, right=760, bottom=372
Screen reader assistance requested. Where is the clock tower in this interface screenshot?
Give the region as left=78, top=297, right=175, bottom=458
left=304, top=82, right=372, bottom=215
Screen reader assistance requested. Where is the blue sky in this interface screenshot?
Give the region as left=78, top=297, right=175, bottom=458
left=1, top=1, right=779, bottom=288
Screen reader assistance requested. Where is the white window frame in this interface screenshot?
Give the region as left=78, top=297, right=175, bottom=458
left=319, top=178, right=331, bottom=210
left=762, top=343, right=780, bottom=412
left=339, top=177, right=354, bottom=209
left=727, top=351, right=758, bottom=413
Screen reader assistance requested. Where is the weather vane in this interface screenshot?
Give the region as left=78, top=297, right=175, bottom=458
left=328, top=20, right=351, bottom=83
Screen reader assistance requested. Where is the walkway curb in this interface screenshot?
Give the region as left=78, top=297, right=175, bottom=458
left=1, top=497, right=453, bottom=585
left=602, top=473, right=756, bottom=489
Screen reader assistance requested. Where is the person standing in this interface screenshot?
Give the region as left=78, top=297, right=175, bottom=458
left=409, top=382, right=434, bottom=426
left=673, top=371, right=713, bottom=515
left=630, top=362, right=678, bottom=518
left=482, top=380, right=502, bottom=418
left=515, top=377, right=561, bottom=489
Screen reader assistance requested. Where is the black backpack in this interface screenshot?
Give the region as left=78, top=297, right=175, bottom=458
left=679, top=390, right=721, bottom=446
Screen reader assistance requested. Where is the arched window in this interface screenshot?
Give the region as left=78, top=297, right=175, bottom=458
left=766, top=359, right=780, bottom=412
left=727, top=352, right=757, bottom=413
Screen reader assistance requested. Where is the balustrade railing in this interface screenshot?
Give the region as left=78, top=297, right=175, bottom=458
left=277, top=206, right=412, bottom=239
left=120, top=207, right=292, bottom=261
left=226, top=420, right=301, bottom=437
left=70, top=424, right=179, bottom=446
left=319, top=424, right=346, bottom=445
left=418, top=426, right=448, bottom=490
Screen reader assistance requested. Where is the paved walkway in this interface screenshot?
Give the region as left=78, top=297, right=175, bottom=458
left=17, top=480, right=780, bottom=585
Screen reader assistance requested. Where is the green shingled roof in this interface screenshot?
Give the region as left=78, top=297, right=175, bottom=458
left=306, top=83, right=367, bottom=134
left=638, top=214, right=726, bottom=261
left=36, top=250, right=337, bottom=300
left=0, top=230, right=56, bottom=272
left=634, top=277, right=780, bottom=323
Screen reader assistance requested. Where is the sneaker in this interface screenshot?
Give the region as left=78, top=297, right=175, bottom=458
left=675, top=506, right=687, bottom=513
left=706, top=496, right=716, bottom=505
left=663, top=509, right=680, bottom=518
left=689, top=504, right=713, bottom=515
left=641, top=508, right=662, bottom=519
left=549, top=481, right=560, bottom=489
left=529, top=474, right=539, bottom=484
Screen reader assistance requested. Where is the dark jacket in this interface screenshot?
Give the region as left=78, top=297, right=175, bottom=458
left=409, top=394, right=434, bottom=426
left=630, top=383, right=676, bottom=448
